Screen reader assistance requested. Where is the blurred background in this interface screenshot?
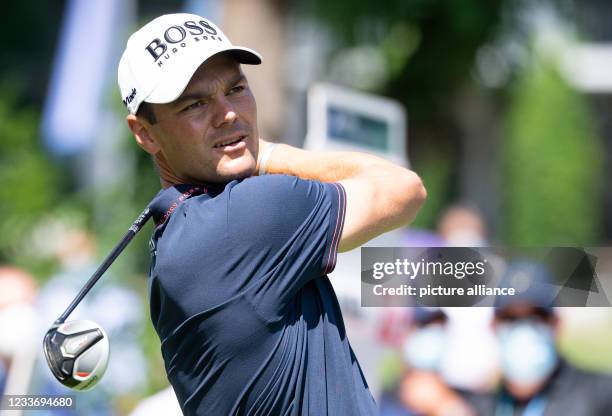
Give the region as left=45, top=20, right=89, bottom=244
left=1, top=0, right=611, bottom=414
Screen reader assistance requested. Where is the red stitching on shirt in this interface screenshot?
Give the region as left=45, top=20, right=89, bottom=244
left=156, top=186, right=206, bottom=226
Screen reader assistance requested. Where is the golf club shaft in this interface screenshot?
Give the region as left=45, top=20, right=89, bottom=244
left=55, top=207, right=153, bottom=324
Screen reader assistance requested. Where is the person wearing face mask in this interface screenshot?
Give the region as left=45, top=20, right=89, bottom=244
left=402, top=308, right=448, bottom=374
left=379, top=308, right=476, bottom=416
left=437, top=204, right=488, bottom=247
left=481, top=261, right=612, bottom=416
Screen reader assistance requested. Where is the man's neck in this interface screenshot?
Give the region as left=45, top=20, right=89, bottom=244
left=153, top=152, right=187, bottom=189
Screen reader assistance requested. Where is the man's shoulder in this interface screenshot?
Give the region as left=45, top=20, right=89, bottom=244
left=562, top=360, right=612, bottom=384
left=224, top=174, right=326, bottom=204
left=232, top=174, right=305, bottom=192
left=152, top=175, right=334, bottom=240
left=552, top=359, right=612, bottom=400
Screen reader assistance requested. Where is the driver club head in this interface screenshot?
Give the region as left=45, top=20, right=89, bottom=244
left=43, top=320, right=109, bottom=391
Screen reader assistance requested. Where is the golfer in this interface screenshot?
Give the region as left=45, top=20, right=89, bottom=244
left=118, top=13, right=426, bottom=415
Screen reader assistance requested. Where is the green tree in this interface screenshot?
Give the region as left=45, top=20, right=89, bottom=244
left=0, top=92, right=61, bottom=274
left=503, top=58, right=603, bottom=245
left=296, top=0, right=504, bottom=227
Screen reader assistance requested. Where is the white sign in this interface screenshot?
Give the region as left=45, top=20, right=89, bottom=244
left=305, top=83, right=409, bottom=167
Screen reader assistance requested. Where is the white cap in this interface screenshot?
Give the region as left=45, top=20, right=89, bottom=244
left=118, top=13, right=262, bottom=114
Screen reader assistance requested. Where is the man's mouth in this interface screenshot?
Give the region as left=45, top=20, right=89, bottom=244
left=214, top=135, right=246, bottom=148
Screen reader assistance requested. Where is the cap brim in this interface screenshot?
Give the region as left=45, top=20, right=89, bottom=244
left=144, top=46, right=262, bottom=105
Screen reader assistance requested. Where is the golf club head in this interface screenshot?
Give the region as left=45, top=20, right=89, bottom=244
left=43, top=320, right=109, bottom=391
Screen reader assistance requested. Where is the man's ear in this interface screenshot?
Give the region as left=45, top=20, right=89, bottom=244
left=127, top=114, right=160, bottom=155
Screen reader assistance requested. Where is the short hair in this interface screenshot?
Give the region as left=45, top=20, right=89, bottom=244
left=136, top=102, right=157, bottom=124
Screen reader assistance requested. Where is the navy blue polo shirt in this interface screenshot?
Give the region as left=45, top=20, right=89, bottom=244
left=147, top=175, right=377, bottom=415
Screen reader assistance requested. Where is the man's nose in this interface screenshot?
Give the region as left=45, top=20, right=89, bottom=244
left=212, top=96, right=237, bottom=128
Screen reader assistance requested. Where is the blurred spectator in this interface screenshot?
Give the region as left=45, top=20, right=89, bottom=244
left=0, top=266, right=40, bottom=397
left=466, top=261, right=612, bottom=415
left=378, top=308, right=412, bottom=346
left=379, top=308, right=476, bottom=416
left=437, top=203, right=487, bottom=247
left=440, top=308, right=500, bottom=393
left=436, top=204, right=500, bottom=392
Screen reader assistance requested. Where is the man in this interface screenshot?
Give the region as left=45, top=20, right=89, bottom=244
left=118, top=13, right=426, bottom=415
left=467, top=261, right=612, bottom=415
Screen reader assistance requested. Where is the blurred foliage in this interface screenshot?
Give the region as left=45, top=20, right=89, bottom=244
left=296, top=0, right=504, bottom=227
left=377, top=351, right=405, bottom=392
left=0, top=89, right=62, bottom=277
left=0, top=1, right=65, bottom=105
left=502, top=56, right=603, bottom=245
left=298, top=0, right=503, bottom=118
left=410, top=147, right=454, bottom=228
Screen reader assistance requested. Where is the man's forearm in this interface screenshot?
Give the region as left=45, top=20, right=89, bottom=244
left=257, top=139, right=407, bottom=182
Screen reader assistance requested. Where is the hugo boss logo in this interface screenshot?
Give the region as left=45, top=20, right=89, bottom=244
left=145, top=20, right=223, bottom=67
left=122, top=88, right=136, bottom=107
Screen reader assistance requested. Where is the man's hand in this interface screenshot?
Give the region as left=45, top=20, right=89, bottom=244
left=257, top=139, right=426, bottom=252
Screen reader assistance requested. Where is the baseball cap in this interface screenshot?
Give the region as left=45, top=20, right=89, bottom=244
left=118, top=13, right=262, bottom=115
left=412, top=307, right=447, bottom=326
left=494, top=260, right=556, bottom=314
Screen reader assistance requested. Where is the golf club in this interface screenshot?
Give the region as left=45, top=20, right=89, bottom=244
left=43, top=205, right=153, bottom=391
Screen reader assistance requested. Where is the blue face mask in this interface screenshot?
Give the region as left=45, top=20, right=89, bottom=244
left=403, top=324, right=446, bottom=372
left=497, top=321, right=558, bottom=385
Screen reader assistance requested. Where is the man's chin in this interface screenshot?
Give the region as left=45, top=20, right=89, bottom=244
left=215, top=162, right=257, bottom=183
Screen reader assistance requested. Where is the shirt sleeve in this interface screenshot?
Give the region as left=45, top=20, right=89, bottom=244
left=225, top=174, right=346, bottom=307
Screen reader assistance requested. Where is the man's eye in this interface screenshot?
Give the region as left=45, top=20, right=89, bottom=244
left=229, top=85, right=245, bottom=94
left=183, top=101, right=206, bottom=112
